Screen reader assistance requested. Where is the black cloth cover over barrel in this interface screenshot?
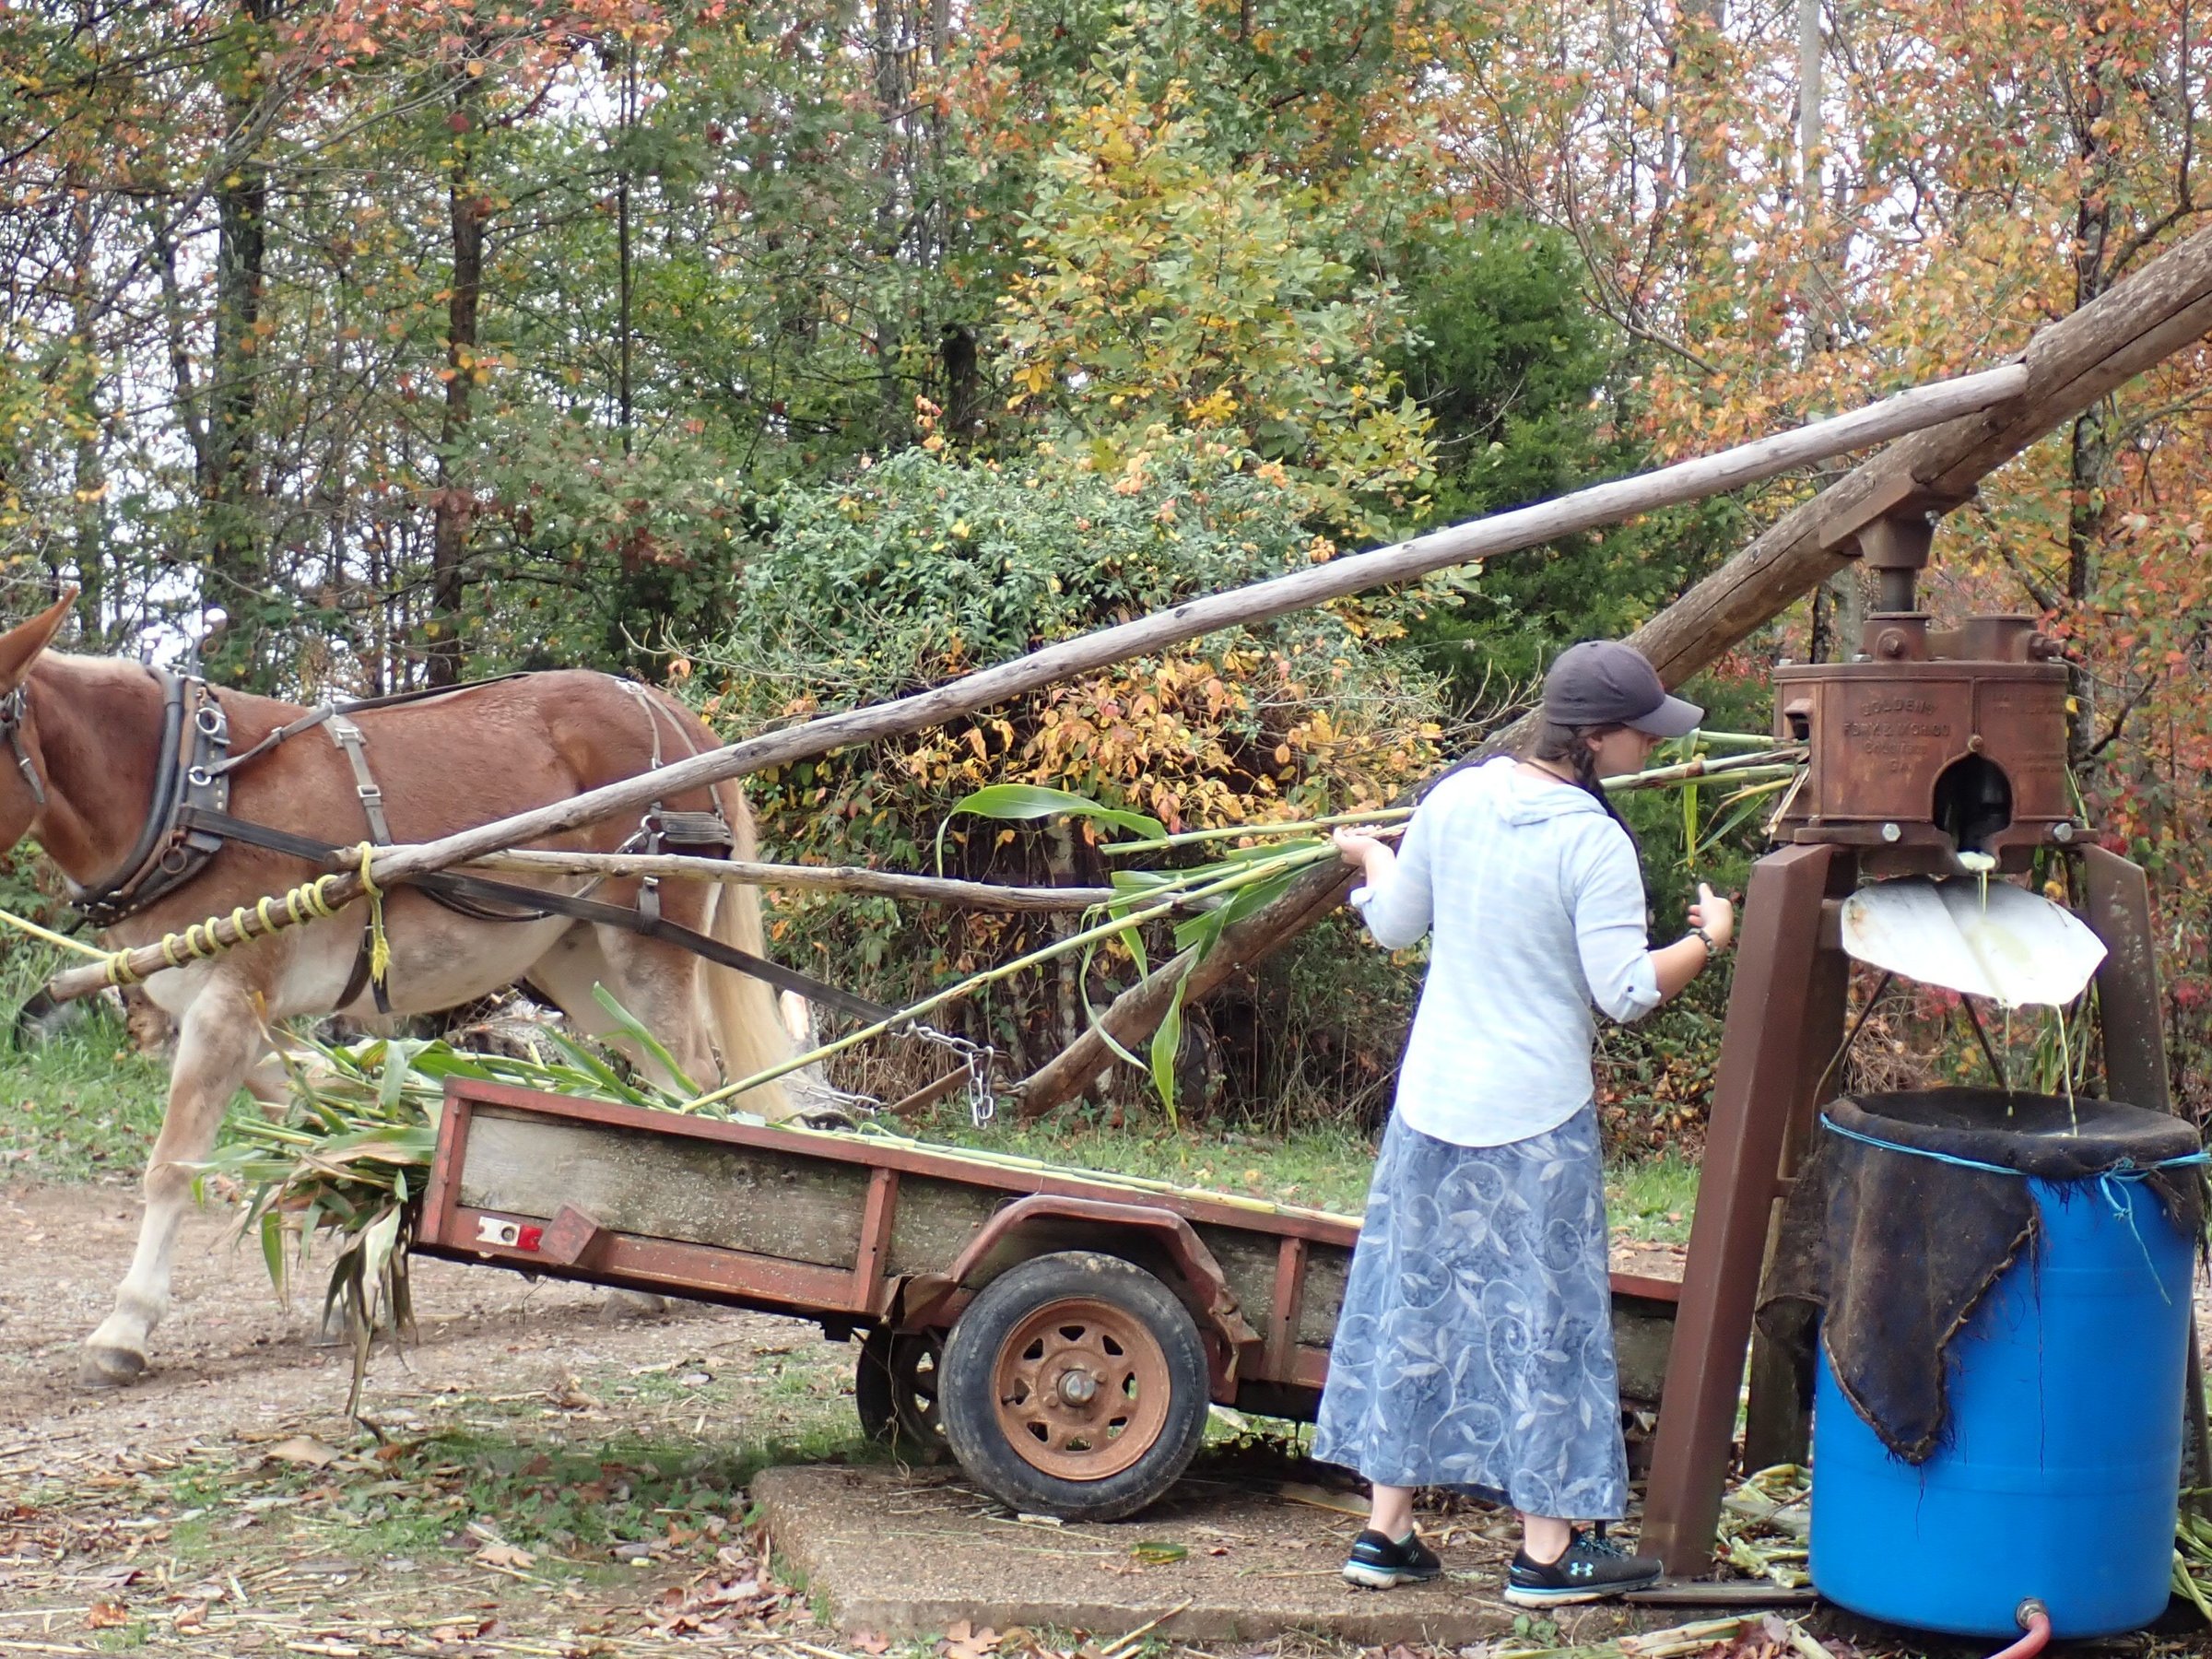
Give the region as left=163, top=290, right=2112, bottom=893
left=1758, top=1088, right=2205, bottom=1464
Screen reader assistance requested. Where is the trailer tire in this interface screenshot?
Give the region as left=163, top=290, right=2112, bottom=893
left=854, top=1328, right=948, bottom=1458
left=939, top=1251, right=1210, bottom=1522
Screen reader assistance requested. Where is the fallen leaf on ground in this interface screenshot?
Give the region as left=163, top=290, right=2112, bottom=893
left=474, top=1541, right=536, bottom=1569
left=263, top=1436, right=341, bottom=1467
left=87, top=1599, right=130, bottom=1628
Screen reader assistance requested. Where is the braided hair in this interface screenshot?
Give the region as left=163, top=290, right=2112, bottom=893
left=1523, top=718, right=1636, bottom=840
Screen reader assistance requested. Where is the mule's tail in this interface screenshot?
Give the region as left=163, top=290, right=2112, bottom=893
left=702, top=779, right=799, bottom=1120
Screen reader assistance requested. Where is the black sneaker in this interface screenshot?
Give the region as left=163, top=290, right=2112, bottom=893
left=1504, top=1527, right=1662, bottom=1605
left=1342, top=1527, right=1442, bottom=1589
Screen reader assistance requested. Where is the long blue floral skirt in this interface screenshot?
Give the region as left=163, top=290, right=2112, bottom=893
left=1311, top=1105, right=1629, bottom=1520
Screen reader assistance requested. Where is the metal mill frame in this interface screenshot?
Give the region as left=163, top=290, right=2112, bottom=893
left=1637, top=509, right=2209, bottom=1575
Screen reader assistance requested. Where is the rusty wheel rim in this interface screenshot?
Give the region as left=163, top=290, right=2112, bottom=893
left=990, top=1296, right=1171, bottom=1481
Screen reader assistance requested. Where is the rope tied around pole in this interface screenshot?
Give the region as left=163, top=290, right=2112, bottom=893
left=0, top=841, right=396, bottom=989
left=355, top=841, right=391, bottom=989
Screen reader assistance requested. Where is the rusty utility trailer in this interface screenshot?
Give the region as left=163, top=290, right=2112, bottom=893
left=417, top=1077, right=1682, bottom=1522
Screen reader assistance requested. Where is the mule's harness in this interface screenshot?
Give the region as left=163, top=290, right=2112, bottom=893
left=64, top=669, right=909, bottom=1033
left=0, top=685, right=47, bottom=807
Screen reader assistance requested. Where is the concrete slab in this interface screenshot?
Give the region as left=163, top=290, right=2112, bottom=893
left=753, top=1462, right=1654, bottom=1647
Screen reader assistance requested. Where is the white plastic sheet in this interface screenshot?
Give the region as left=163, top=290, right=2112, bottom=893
left=1839, top=877, right=2108, bottom=1008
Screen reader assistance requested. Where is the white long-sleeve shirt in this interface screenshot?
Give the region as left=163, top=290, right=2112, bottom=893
left=1351, top=755, right=1662, bottom=1147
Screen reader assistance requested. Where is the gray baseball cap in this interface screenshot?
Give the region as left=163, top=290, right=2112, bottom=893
left=1542, top=641, right=1703, bottom=737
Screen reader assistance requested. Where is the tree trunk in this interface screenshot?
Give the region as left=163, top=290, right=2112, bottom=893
left=202, top=0, right=276, bottom=688
left=67, top=185, right=106, bottom=641
left=871, top=0, right=910, bottom=441
left=429, top=38, right=489, bottom=688
left=2065, top=42, right=2115, bottom=762
left=2065, top=400, right=2112, bottom=760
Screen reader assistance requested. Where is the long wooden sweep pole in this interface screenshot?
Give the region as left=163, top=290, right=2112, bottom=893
left=460, top=849, right=1117, bottom=910
left=45, top=361, right=2027, bottom=1004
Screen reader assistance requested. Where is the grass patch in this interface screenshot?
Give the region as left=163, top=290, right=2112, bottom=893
left=918, top=1104, right=1701, bottom=1242
left=136, top=1348, right=868, bottom=1582
left=0, top=944, right=280, bottom=1185
left=0, top=960, right=171, bottom=1183
left=1608, top=1152, right=1701, bottom=1244
left=918, top=1106, right=1378, bottom=1214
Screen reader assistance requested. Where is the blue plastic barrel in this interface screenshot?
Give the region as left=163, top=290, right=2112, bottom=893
left=1810, top=1171, right=2194, bottom=1638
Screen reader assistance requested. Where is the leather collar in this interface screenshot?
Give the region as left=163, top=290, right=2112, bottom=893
left=71, top=669, right=232, bottom=929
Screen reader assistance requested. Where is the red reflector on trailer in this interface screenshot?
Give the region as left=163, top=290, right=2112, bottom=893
left=475, top=1216, right=546, bottom=1251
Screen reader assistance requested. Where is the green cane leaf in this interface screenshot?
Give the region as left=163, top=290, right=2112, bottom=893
left=1149, top=971, right=1189, bottom=1129
left=590, top=982, right=700, bottom=1097
left=935, top=784, right=1166, bottom=873
left=259, top=1207, right=288, bottom=1296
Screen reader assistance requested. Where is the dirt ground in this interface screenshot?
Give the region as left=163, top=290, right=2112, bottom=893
left=0, top=1181, right=813, bottom=1444
left=6, top=1180, right=2209, bottom=1659
left=0, top=1181, right=1715, bottom=1659
left=1, top=1178, right=874, bottom=1656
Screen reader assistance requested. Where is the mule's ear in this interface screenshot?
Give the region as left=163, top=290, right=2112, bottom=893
left=0, top=591, right=76, bottom=692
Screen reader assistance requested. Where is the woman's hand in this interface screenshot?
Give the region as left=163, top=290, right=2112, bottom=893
left=1333, top=827, right=1394, bottom=883
left=1688, top=882, right=1735, bottom=951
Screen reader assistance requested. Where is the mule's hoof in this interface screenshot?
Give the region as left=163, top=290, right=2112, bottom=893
left=77, top=1344, right=147, bottom=1388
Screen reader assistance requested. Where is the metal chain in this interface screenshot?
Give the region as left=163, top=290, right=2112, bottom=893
left=773, top=1020, right=998, bottom=1126
left=905, top=1022, right=999, bottom=1124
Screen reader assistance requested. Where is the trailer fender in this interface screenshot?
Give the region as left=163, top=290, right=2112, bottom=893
left=897, top=1194, right=1262, bottom=1397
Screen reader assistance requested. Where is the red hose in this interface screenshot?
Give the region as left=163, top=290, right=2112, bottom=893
left=1987, top=1603, right=2052, bottom=1659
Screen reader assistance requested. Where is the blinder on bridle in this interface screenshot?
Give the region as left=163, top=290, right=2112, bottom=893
left=0, top=685, right=44, bottom=806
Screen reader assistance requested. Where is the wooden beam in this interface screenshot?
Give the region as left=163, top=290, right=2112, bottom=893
left=357, top=363, right=2025, bottom=879
left=460, top=847, right=1115, bottom=911
left=1634, top=221, right=2212, bottom=686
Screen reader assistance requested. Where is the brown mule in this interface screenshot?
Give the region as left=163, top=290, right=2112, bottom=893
left=0, top=599, right=805, bottom=1386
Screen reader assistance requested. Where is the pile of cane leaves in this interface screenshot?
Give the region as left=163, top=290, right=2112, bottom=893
left=2176, top=1493, right=2212, bottom=1621
left=1714, top=1462, right=1810, bottom=1588
left=197, top=986, right=696, bottom=1409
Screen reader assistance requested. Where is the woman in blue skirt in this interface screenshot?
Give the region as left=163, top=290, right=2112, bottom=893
left=1317, top=641, right=1734, bottom=1606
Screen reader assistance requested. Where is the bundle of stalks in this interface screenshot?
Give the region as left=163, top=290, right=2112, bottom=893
left=198, top=989, right=700, bottom=1407
left=682, top=730, right=1803, bottom=1121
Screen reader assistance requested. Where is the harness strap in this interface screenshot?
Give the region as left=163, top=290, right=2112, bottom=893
left=616, top=679, right=668, bottom=925
left=325, top=717, right=394, bottom=845
left=71, top=671, right=184, bottom=918
left=0, top=685, right=44, bottom=806
left=176, top=806, right=899, bottom=1026
left=205, top=670, right=539, bottom=782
